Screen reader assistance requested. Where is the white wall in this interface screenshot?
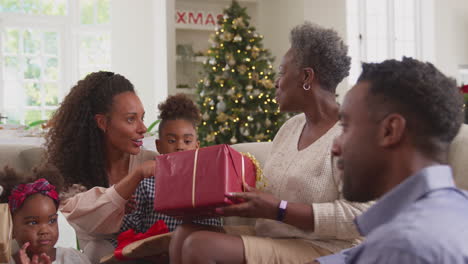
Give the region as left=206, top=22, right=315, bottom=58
left=433, top=0, right=468, bottom=81
left=303, top=0, right=348, bottom=99
left=112, top=0, right=174, bottom=125
left=258, top=0, right=349, bottom=98
left=257, top=0, right=304, bottom=70
left=110, top=0, right=468, bottom=123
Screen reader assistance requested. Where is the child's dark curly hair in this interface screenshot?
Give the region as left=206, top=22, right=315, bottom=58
left=0, top=164, right=64, bottom=204
left=157, top=93, right=201, bottom=137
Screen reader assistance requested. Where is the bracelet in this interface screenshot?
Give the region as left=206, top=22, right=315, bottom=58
left=276, top=200, right=288, bottom=222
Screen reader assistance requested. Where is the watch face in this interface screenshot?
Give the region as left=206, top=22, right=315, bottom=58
left=277, top=200, right=288, bottom=221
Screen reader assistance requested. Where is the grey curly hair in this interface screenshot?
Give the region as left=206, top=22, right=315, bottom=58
left=290, top=22, right=351, bottom=92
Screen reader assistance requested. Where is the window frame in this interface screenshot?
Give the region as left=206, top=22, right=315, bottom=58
left=347, top=0, right=426, bottom=85
left=0, top=0, right=111, bottom=125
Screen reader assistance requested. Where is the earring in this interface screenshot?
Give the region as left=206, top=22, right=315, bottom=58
left=303, top=83, right=311, bottom=90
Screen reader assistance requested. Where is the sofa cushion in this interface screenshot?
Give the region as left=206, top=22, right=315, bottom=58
left=448, top=124, right=468, bottom=190
left=231, top=142, right=272, bottom=169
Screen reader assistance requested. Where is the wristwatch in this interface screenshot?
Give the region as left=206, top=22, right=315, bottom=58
left=277, top=200, right=288, bottom=222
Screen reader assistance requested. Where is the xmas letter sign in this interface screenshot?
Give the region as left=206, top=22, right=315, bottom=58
left=175, top=9, right=223, bottom=30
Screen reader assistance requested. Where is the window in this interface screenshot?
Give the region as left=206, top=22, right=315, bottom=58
left=2, top=28, right=60, bottom=124
left=77, top=0, right=111, bottom=78
left=0, top=0, right=67, bottom=15
left=346, top=0, right=423, bottom=85
left=0, top=0, right=111, bottom=125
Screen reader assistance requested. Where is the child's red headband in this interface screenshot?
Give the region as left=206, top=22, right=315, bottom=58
left=8, top=178, right=59, bottom=213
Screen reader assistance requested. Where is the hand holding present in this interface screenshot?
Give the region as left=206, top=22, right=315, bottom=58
left=115, top=160, right=156, bottom=200
left=216, top=184, right=280, bottom=219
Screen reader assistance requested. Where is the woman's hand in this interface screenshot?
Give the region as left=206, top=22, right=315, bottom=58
left=14, top=242, right=52, bottom=264
left=134, top=160, right=156, bottom=181
left=115, top=160, right=155, bottom=200
left=215, top=184, right=280, bottom=220
left=218, top=184, right=316, bottom=231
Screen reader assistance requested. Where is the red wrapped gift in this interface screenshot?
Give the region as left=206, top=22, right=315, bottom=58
left=154, top=144, right=257, bottom=216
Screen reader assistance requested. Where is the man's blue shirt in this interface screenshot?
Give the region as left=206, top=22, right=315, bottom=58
left=318, top=165, right=468, bottom=264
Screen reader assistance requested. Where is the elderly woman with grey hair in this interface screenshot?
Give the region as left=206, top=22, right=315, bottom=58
left=168, top=22, right=372, bottom=264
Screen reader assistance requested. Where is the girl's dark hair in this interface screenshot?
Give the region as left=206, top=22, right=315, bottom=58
left=158, top=93, right=201, bottom=137
left=45, top=71, right=135, bottom=189
left=0, top=165, right=64, bottom=204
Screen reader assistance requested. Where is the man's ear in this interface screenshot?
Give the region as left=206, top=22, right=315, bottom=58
left=378, top=114, right=406, bottom=147
left=196, top=140, right=200, bottom=149
left=94, top=114, right=107, bottom=133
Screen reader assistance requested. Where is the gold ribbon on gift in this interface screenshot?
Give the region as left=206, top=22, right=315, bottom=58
left=191, top=148, right=248, bottom=208
left=240, top=152, right=267, bottom=190
left=190, top=149, right=267, bottom=208
left=192, top=149, right=199, bottom=208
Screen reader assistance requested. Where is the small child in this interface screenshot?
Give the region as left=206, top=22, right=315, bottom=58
left=0, top=166, right=90, bottom=264
left=117, top=93, right=222, bottom=244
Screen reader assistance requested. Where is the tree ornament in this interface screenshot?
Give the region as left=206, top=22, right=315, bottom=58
left=265, top=118, right=272, bottom=127
left=233, top=34, right=242, bottom=42
left=230, top=136, right=237, bottom=144
left=240, top=127, right=250, bottom=136
left=251, top=46, right=260, bottom=58
left=260, top=79, right=274, bottom=89
left=202, top=112, right=210, bottom=121
left=237, top=65, right=248, bottom=75
left=247, top=116, right=254, bottom=121
left=232, top=17, right=245, bottom=27
left=216, top=100, right=226, bottom=113
left=209, top=58, right=216, bottom=65
left=246, top=84, right=253, bottom=91
left=223, top=32, right=234, bottom=42
left=252, top=72, right=260, bottom=81
left=206, top=133, right=215, bottom=142
left=228, top=58, right=236, bottom=66
left=216, top=112, right=229, bottom=122
left=246, top=45, right=252, bottom=50
left=254, top=133, right=265, bottom=141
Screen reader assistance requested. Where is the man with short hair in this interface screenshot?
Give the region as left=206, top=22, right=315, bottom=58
left=317, top=57, right=468, bottom=263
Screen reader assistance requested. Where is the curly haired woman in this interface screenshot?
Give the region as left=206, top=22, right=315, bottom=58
left=169, top=22, right=373, bottom=264
left=44, top=71, right=155, bottom=263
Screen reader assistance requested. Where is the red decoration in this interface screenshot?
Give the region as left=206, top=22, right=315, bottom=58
left=8, top=178, right=59, bottom=213
left=114, top=220, right=169, bottom=260
left=154, top=144, right=256, bottom=217
left=460, top=84, right=468, bottom=94
left=175, top=10, right=223, bottom=26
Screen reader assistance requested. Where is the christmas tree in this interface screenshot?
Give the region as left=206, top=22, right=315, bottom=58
left=197, top=0, right=288, bottom=146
